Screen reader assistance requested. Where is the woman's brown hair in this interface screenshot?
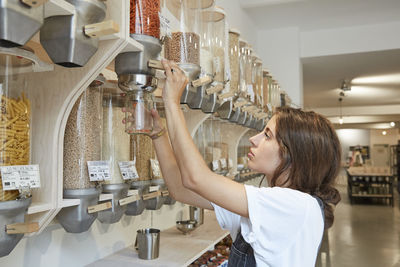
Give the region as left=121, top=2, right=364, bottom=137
left=271, top=107, right=341, bottom=229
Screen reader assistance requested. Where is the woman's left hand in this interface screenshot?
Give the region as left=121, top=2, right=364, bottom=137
left=161, top=59, right=189, bottom=106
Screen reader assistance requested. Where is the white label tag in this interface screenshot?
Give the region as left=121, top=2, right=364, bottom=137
left=159, top=12, right=171, bottom=38
left=1, top=165, right=40, bottom=191
left=87, top=161, right=111, bottom=181
left=247, top=85, right=255, bottom=102
left=212, top=160, right=220, bottom=171
left=228, top=158, right=233, bottom=169
left=149, top=185, right=160, bottom=192
left=220, top=158, right=227, bottom=169
left=118, top=161, right=139, bottom=180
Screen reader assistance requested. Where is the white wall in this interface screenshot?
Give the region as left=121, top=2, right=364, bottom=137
left=370, top=128, right=400, bottom=147
left=257, top=27, right=303, bottom=107
left=336, top=129, right=370, bottom=164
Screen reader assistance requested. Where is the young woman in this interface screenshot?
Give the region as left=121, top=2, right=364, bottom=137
left=147, top=59, right=341, bottom=266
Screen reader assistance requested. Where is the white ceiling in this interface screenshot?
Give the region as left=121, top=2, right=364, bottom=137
left=241, top=0, right=400, bottom=129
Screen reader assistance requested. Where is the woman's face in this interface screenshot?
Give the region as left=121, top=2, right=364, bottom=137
left=248, top=115, right=282, bottom=179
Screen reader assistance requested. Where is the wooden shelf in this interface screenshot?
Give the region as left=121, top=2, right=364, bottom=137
left=87, top=210, right=229, bottom=267
left=351, top=194, right=392, bottom=198
left=27, top=202, right=53, bottom=215
left=44, top=0, right=75, bottom=18
left=61, top=199, right=81, bottom=208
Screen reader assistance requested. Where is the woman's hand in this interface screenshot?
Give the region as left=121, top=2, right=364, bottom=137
left=161, top=59, right=189, bottom=106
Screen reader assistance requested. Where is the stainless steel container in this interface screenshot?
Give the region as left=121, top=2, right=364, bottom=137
left=189, top=206, right=204, bottom=227
left=0, top=0, right=44, bottom=47
left=135, top=228, right=160, bottom=260
left=40, top=0, right=106, bottom=67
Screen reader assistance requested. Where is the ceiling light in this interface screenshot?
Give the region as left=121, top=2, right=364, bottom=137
left=338, top=97, right=343, bottom=124
left=339, top=118, right=343, bottom=125
left=352, top=73, right=400, bottom=84
left=382, top=130, right=387, bottom=136
left=341, top=80, right=351, bottom=91
left=390, top=122, right=395, bottom=127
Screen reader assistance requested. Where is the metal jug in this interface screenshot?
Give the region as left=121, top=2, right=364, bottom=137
left=135, top=228, right=160, bottom=260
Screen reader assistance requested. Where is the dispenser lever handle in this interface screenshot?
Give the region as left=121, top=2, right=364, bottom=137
left=87, top=201, right=112, bottom=214
left=6, top=222, right=39, bottom=234
left=148, top=60, right=164, bottom=70
left=142, top=191, right=161, bottom=200
left=206, top=84, right=224, bottom=95
left=84, top=20, right=120, bottom=38
left=21, top=0, right=48, bottom=8
left=192, top=76, right=212, bottom=88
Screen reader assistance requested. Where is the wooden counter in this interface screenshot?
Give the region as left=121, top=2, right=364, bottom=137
left=86, top=211, right=229, bottom=267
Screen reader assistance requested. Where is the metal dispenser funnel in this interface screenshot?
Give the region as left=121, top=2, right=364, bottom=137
left=40, top=0, right=106, bottom=67
left=0, top=197, right=31, bottom=257
left=181, top=64, right=202, bottom=106
left=0, top=0, right=44, bottom=48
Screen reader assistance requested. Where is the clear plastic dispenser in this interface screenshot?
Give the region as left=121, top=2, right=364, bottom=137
left=230, top=39, right=249, bottom=125
left=97, top=84, right=130, bottom=224
left=163, top=0, right=212, bottom=105
left=57, top=76, right=104, bottom=233
left=0, top=52, right=33, bottom=257
left=201, top=6, right=227, bottom=113
left=217, top=28, right=240, bottom=120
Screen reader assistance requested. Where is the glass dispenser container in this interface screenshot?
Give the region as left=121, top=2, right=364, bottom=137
left=97, top=84, right=130, bottom=224
left=163, top=0, right=212, bottom=105
left=0, top=52, right=33, bottom=257
left=130, top=0, right=161, bottom=39
left=124, top=90, right=154, bottom=135
left=217, top=28, right=240, bottom=120
left=200, top=6, right=227, bottom=113
left=58, top=76, right=104, bottom=233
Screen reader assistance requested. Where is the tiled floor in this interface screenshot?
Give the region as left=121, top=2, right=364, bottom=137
left=316, top=184, right=400, bottom=267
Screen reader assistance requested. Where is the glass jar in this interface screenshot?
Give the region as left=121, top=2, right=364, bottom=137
left=0, top=53, right=32, bottom=201
left=164, top=0, right=207, bottom=65
left=228, top=29, right=240, bottom=94
left=124, top=90, right=154, bottom=135
left=254, top=58, right=263, bottom=108
left=63, top=76, right=104, bottom=190
left=130, top=0, right=161, bottom=39
left=102, top=86, right=131, bottom=184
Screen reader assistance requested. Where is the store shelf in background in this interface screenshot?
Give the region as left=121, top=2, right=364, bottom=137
left=351, top=194, right=392, bottom=198
left=87, top=211, right=229, bottom=267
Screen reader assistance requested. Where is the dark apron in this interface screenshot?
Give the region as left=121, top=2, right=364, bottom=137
left=227, top=196, right=325, bottom=267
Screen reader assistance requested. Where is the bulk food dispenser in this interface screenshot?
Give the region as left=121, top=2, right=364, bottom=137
left=57, top=76, right=108, bottom=233
left=40, top=0, right=107, bottom=67
left=0, top=0, right=44, bottom=48
left=96, top=85, right=130, bottom=224
left=230, top=39, right=250, bottom=125
left=200, top=6, right=227, bottom=113
left=115, top=0, right=162, bottom=135
left=163, top=0, right=213, bottom=106
left=217, top=28, right=240, bottom=120
left=0, top=53, right=36, bottom=256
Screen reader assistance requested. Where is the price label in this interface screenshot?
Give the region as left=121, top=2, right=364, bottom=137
left=159, top=12, right=171, bottom=38
left=87, top=161, right=111, bottom=182
left=212, top=160, right=220, bottom=172
left=118, top=161, right=139, bottom=180
left=213, top=57, right=221, bottom=73
left=1, top=165, right=40, bottom=191
left=220, top=158, right=227, bottom=169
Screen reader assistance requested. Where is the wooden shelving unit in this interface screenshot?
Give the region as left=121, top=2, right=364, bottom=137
left=87, top=210, right=229, bottom=267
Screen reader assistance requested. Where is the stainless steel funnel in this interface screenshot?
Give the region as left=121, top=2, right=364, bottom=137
left=57, top=188, right=101, bottom=233
left=201, top=83, right=221, bottom=114
left=97, top=183, right=129, bottom=224
left=217, top=99, right=234, bottom=120
left=180, top=63, right=201, bottom=105
left=40, top=0, right=106, bottom=67
left=0, top=197, right=31, bottom=257
left=115, top=34, right=162, bottom=77
left=0, top=0, right=44, bottom=47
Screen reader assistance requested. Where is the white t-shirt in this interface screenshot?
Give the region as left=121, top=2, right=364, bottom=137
left=211, top=185, right=324, bottom=267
